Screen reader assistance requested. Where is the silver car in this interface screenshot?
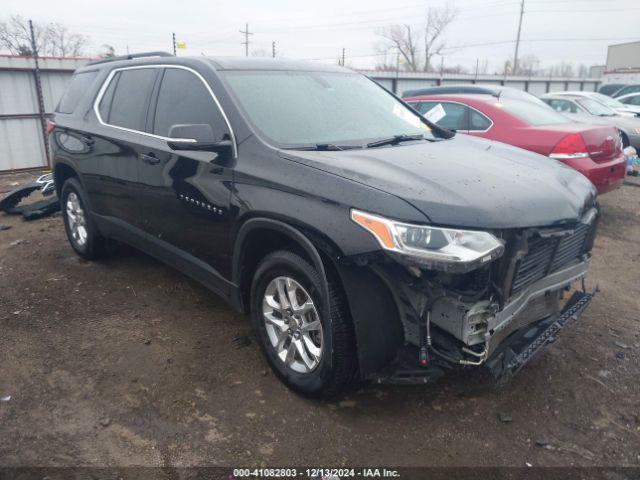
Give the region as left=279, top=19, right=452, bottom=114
left=541, top=93, right=640, bottom=149
left=550, top=91, right=640, bottom=117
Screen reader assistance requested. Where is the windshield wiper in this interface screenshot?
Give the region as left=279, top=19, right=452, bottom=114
left=285, top=144, right=359, bottom=151
left=366, top=134, right=424, bottom=148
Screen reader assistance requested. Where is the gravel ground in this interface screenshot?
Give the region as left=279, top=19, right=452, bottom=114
left=0, top=170, right=639, bottom=468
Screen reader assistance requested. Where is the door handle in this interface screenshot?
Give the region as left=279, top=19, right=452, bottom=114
left=139, top=152, right=160, bottom=165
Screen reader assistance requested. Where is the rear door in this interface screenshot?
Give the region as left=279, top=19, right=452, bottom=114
left=88, top=67, right=160, bottom=229
left=136, top=67, right=235, bottom=278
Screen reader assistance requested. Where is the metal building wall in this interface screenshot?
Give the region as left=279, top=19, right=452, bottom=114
left=362, top=70, right=601, bottom=98
left=0, top=56, right=89, bottom=172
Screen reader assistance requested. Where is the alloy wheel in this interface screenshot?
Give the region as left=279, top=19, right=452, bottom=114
left=262, top=276, right=323, bottom=373
left=66, top=192, right=88, bottom=247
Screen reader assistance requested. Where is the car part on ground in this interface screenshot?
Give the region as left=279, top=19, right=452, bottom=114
left=51, top=54, right=599, bottom=396
left=404, top=93, right=627, bottom=194
left=0, top=173, right=60, bottom=221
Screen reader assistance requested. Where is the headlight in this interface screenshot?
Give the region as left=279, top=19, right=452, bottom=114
left=351, top=209, right=505, bottom=272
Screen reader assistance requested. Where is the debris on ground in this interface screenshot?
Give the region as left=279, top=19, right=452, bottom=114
left=233, top=335, right=252, bottom=348
left=99, top=417, right=111, bottom=427
left=0, top=396, right=11, bottom=402
left=498, top=412, right=513, bottom=423
left=9, top=239, right=25, bottom=246
left=0, top=224, right=11, bottom=231
left=0, top=173, right=60, bottom=221
left=614, top=341, right=630, bottom=350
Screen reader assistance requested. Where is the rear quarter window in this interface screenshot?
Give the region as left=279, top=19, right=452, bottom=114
left=56, top=71, right=99, bottom=114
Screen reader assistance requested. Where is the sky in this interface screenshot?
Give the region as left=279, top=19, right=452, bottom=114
left=3, top=0, right=639, bottom=73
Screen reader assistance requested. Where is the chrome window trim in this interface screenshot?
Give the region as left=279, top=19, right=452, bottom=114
left=413, top=99, right=494, bottom=133
left=92, top=64, right=237, bottom=158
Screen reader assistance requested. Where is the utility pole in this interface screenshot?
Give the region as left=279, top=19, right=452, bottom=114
left=172, top=32, right=176, bottom=56
left=341, top=48, right=345, bottom=67
left=29, top=19, right=49, bottom=167
left=474, top=58, right=479, bottom=83
left=272, top=41, right=276, bottom=58
left=512, top=0, right=525, bottom=76
left=240, top=23, right=253, bottom=57
left=395, top=50, right=400, bottom=94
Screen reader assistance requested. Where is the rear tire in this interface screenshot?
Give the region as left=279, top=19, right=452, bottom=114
left=250, top=250, right=357, bottom=397
left=60, top=177, right=107, bottom=260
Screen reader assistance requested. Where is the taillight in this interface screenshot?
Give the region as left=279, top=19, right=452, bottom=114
left=549, top=133, right=589, bottom=160
left=45, top=119, right=55, bottom=136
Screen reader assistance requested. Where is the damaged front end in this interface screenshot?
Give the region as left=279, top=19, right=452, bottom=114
left=347, top=207, right=599, bottom=385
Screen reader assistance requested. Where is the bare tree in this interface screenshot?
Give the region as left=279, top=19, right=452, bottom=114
left=378, top=24, right=420, bottom=71
left=376, top=3, right=457, bottom=72
left=423, top=4, right=457, bottom=71
left=0, top=16, right=87, bottom=57
left=45, top=23, right=86, bottom=56
left=99, top=44, right=116, bottom=58
left=518, top=54, right=540, bottom=76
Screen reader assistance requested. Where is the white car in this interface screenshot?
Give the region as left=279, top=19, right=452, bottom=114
left=551, top=90, right=640, bottom=117
left=617, top=92, right=640, bottom=111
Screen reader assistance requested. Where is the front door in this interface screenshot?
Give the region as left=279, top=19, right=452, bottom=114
left=136, top=67, right=235, bottom=281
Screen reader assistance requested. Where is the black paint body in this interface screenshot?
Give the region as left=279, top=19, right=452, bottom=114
left=52, top=56, right=597, bottom=378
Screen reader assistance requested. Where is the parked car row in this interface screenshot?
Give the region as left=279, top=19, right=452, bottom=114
left=403, top=84, right=635, bottom=194
left=598, top=82, right=640, bottom=99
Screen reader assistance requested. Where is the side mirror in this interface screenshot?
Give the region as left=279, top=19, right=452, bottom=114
left=166, top=124, right=233, bottom=159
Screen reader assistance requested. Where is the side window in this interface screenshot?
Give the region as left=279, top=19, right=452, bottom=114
left=547, top=99, right=577, bottom=113
left=469, top=109, right=492, bottom=131
left=628, top=96, right=640, bottom=106
left=56, top=70, right=98, bottom=114
left=418, top=101, right=468, bottom=131
left=407, top=101, right=422, bottom=112
left=107, top=68, right=158, bottom=131
left=153, top=68, right=228, bottom=139
left=98, top=71, right=119, bottom=121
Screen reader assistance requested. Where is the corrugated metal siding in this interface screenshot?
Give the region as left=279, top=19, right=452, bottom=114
left=0, top=56, right=89, bottom=171
left=0, top=71, right=38, bottom=115
left=0, top=118, right=47, bottom=170
left=362, top=70, right=601, bottom=96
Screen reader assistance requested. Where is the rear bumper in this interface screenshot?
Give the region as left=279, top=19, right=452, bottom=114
left=486, top=288, right=596, bottom=383
left=561, top=152, right=626, bottom=194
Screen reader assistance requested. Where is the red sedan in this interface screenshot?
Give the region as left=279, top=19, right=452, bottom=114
left=404, top=93, right=626, bottom=194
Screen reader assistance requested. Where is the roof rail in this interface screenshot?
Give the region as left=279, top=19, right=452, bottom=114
left=87, top=51, right=174, bottom=66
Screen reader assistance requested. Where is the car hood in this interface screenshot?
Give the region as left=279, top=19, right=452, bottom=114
left=281, top=135, right=597, bottom=229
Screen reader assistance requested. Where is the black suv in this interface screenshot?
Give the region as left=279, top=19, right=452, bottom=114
left=52, top=52, right=598, bottom=396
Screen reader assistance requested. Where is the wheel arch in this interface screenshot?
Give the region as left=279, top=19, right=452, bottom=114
left=53, top=161, right=80, bottom=197
left=232, top=217, right=332, bottom=315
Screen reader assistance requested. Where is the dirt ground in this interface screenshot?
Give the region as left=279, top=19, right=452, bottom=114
left=0, top=170, right=639, bottom=469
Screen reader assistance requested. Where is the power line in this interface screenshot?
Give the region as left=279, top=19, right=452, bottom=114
left=239, top=23, right=253, bottom=57
left=303, top=36, right=640, bottom=61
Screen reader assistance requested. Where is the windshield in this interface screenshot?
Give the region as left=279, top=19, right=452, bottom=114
left=498, top=98, right=569, bottom=126
left=589, top=92, right=625, bottom=109
left=222, top=70, right=432, bottom=148
left=577, top=97, right=617, bottom=116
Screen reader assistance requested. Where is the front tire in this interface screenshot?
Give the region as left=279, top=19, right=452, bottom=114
left=60, top=177, right=107, bottom=260
left=250, top=250, right=357, bottom=397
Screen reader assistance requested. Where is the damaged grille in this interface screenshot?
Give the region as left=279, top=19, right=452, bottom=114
left=511, top=222, right=592, bottom=295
